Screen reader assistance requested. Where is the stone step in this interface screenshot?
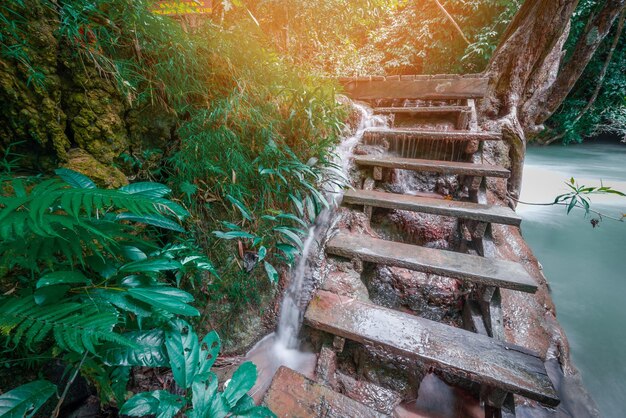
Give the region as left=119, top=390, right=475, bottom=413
left=343, top=189, right=521, bottom=226
left=374, top=105, right=471, bottom=115
left=263, top=366, right=388, bottom=418
left=355, top=155, right=510, bottom=178
left=305, top=290, right=559, bottom=407
left=326, top=232, right=537, bottom=292
left=363, top=128, right=502, bottom=142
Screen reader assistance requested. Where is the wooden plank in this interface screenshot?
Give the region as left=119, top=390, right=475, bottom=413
left=363, top=128, right=502, bottom=142
left=374, top=106, right=472, bottom=115
left=305, top=291, right=559, bottom=407
left=343, top=189, right=521, bottom=226
left=263, top=366, right=388, bottom=418
left=355, top=156, right=510, bottom=178
left=338, top=77, right=489, bottom=100
left=326, top=233, right=537, bottom=292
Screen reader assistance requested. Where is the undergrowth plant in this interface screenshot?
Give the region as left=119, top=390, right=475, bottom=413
left=0, top=169, right=271, bottom=417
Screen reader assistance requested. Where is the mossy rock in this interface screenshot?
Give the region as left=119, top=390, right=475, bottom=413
left=63, top=148, right=128, bottom=188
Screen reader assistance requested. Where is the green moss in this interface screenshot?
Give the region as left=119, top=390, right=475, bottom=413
left=63, top=148, right=128, bottom=188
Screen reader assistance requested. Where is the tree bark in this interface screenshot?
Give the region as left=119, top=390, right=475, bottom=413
left=538, top=0, right=626, bottom=125
left=481, top=0, right=579, bottom=201
left=479, top=0, right=626, bottom=203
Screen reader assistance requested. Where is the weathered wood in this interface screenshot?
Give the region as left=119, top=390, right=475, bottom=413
left=363, top=128, right=502, bottom=142
left=481, top=286, right=505, bottom=340
left=339, top=77, right=489, bottom=100
left=326, top=233, right=537, bottom=292
left=457, top=109, right=471, bottom=130
left=374, top=106, right=472, bottom=115
left=304, top=291, right=559, bottom=407
left=362, top=177, right=376, bottom=220
left=263, top=366, right=388, bottom=418
left=372, top=166, right=383, bottom=181
left=356, top=156, right=510, bottom=178
left=315, top=345, right=337, bottom=387
left=463, top=300, right=488, bottom=335
left=342, top=189, right=521, bottom=226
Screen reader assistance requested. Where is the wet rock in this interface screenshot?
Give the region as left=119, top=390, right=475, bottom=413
left=66, top=395, right=100, bottom=418
left=373, top=209, right=457, bottom=248
left=321, top=269, right=369, bottom=301
left=364, top=265, right=463, bottom=325
left=336, top=371, right=402, bottom=415
left=342, top=341, right=423, bottom=399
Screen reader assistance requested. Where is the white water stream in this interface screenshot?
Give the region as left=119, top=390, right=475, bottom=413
left=246, top=103, right=387, bottom=399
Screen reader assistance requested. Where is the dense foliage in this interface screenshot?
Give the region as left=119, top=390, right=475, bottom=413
left=244, top=0, right=624, bottom=143
left=540, top=0, right=626, bottom=144
left=0, top=0, right=344, bottom=415
left=0, top=169, right=271, bottom=417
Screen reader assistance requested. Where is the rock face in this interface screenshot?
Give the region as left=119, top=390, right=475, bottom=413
left=0, top=0, right=176, bottom=181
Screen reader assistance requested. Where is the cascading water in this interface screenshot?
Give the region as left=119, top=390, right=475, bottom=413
left=246, top=102, right=387, bottom=399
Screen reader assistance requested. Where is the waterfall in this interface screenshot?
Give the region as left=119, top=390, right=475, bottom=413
left=246, top=102, right=387, bottom=398
left=275, top=103, right=386, bottom=348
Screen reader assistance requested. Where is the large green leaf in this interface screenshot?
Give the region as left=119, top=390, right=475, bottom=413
left=120, top=390, right=185, bottom=418
left=232, top=394, right=275, bottom=417
left=119, top=258, right=183, bottom=273
left=264, top=262, right=279, bottom=283
left=36, top=271, right=91, bottom=288
left=55, top=168, right=96, bottom=189
left=223, top=362, right=257, bottom=407
left=165, top=319, right=200, bottom=389
left=212, top=230, right=256, bottom=240
left=273, top=227, right=303, bottom=249
left=116, top=213, right=185, bottom=232
left=0, top=380, right=56, bottom=418
left=226, top=195, right=253, bottom=221
left=189, top=374, right=221, bottom=418
left=197, top=331, right=221, bottom=378
left=119, top=182, right=171, bottom=198
left=128, top=287, right=200, bottom=317
left=102, top=330, right=169, bottom=367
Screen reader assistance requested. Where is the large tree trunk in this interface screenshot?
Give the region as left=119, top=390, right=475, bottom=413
left=480, top=0, right=626, bottom=203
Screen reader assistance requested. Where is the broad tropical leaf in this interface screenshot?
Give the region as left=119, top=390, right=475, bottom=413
left=120, top=390, right=185, bottom=418
left=55, top=168, right=96, bottom=189
left=127, top=287, right=200, bottom=317
left=0, top=380, right=56, bottom=418
left=165, top=319, right=200, bottom=389
left=223, top=362, right=257, bottom=408
left=102, top=330, right=168, bottom=367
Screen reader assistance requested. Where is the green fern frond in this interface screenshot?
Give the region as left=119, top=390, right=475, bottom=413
left=0, top=296, right=132, bottom=354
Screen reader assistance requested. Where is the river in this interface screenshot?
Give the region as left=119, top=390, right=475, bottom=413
left=518, top=142, right=626, bottom=417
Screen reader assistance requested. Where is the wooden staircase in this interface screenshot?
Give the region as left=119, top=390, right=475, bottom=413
left=264, top=75, right=559, bottom=417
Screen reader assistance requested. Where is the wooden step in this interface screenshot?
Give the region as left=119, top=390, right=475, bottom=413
left=305, top=291, right=559, bottom=407
left=338, top=75, right=489, bottom=100
left=363, top=128, right=502, bottom=142
left=343, top=189, right=521, bottom=226
left=355, top=155, right=510, bottom=178
left=374, top=106, right=471, bottom=115
left=263, top=366, right=388, bottom=418
left=326, top=232, right=537, bottom=292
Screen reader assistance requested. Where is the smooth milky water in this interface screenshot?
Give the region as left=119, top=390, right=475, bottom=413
left=246, top=103, right=387, bottom=399
left=519, top=143, right=626, bottom=417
